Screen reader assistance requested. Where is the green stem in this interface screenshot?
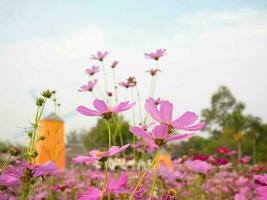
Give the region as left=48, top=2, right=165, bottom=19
left=149, top=147, right=160, bottom=199
left=101, top=161, right=110, bottom=200
left=107, top=120, right=112, bottom=149
left=0, top=154, right=11, bottom=172
left=112, top=69, right=118, bottom=103
left=129, top=148, right=160, bottom=200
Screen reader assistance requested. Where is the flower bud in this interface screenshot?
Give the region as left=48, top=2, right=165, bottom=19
left=9, top=147, right=20, bottom=157
left=36, top=97, right=45, bottom=107
left=41, top=90, right=53, bottom=98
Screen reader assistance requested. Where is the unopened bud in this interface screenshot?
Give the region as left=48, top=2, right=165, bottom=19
left=9, top=147, right=20, bottom=157
left=41, top=90, right=53, bottom=98
left=36, top=97, right=45, bottom=107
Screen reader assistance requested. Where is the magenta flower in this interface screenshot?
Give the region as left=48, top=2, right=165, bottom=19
left=0, top=173, right=19, bottom=186
left=85, top=65, right=100, bottom=76
left=130, top=125, right=193, bottom=147
left=6, top=161, right=57, bottom=180
left=78, top=187, right=101, bottom=200
left=111, top=60, right=119, bottom=68
left=78, top=80, right=98, bottom=92
left=106, top=172, right=128, bottom=194
left=79, top=172, right=128, bottom=199
left=256, top=186, right=267, bottom=200
left=72, top=144, right=130, bottom=164
left=77, top=99, right=135, bottom=120
left=184, top=160, right=213, bottom=174
left=145, top=48, right=167, bottom=60
left=145, top=98, right=205, bottom=131
left=90, top=51, right=108, bottom=62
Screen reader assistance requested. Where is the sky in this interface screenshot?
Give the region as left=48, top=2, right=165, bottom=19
left=0, top=0, right=267, bottom=142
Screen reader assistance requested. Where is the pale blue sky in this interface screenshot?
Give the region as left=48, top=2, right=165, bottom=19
left=1, top=0, right=267, bottom=142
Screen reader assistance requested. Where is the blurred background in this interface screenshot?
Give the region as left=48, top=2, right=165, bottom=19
left=0, top=0, right=267, bottom=162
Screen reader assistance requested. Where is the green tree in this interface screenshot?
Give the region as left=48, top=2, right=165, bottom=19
left=81, top=116, right=132, bottom=150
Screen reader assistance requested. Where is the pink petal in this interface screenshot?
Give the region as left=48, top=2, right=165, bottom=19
left=182, top=121, right=205, bottom=131
left=159, top=100, right=173, bottom=123
left=145, top=98, right=163, bottom=122
left=77, top=106, right=101, bottom=116
left=166, top=133, right=194, bottom=142
left=129, top=126, right=153, bottom=142
left=173, top=111, right=198, bottom=129
left=72, top=156, right=97, bottom=164
left=151, top=125, right=168, bottom=140
left=93, top=99, right=109, bottom=113
left=113, top=101, right=135, bottom=113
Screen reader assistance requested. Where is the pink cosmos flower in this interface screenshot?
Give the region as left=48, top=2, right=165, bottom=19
left=6, top=161, right=57, bottom=180
left=77, top=99, right=135, bottom=120
left=240, top=156, right=251, bottom=164
left=78, top=187, right=101, bottom=200
left=146, top=68, right=160, bottom=76
left=0, top=173, right=19, bottom=186
left=111, top=61, right=119, bottom=68
left=90, top=51, right=108, bottom=62
left=78, top=79, right=98, bottom=92
left=72, top=144, right=130, bottom=164
left=184, top=160, right=213, bottom=174
left=145, top=98, right=205, bottom=131
left=151, top=97, right=162, bottom=106
left=78, top=172, right=128, bottom=200
left=85, top=66, right=100, bottom=76
left=130, top=125, right=193, bottom=147
left=118, top=81, right=133, bottom=89
left=145, top=48, right=167, bottom=60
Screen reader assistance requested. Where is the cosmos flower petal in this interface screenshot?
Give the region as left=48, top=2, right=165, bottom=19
left=130, top=126, right=153, bottom=142
left=173, top=111, right=198, bottom=128
left=166, top=133, right=194, bottom=142
left=159, top=100, right=173, bottom=123
left=72, top=156, right=97, bottom=164
left=145, top=98, right=163, bottom=122
left=93, top=99, right=109, bottom=113
left=151, top=125, right=169, bottom=140
left=77, top=106, right=101, bottom=116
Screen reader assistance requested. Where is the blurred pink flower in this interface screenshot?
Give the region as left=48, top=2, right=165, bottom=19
left=111, top=60, right=119, bottom=68
left=72, top=144, right=130, bottom=164
left=78, top=187, right=101, bottom=200
left=106, top=172, right=128, bottom=194
left=6, top=161, right=57, bottom=180
left=118, top=81, right=132, bottom=88
left=90, top=51, right=108, bottom=62
left=256, top=186, right=267, bottom=200
left=130, top=125, right=193, bottom=147
left=77, top=99, right=135, bottom=119
left=146, top=68, right=160, bottom=76
left=85, top=66, right=100, bottom=76
left=79, top=172, right=128, bottom=199
left=145, top=48, right=167, bottom=60
left=78, top=79, right=97, bottom=92
left=240, top=156, right=251, bottom=164
left=184, top=160, right=212, bottom=174
left=145, top=98, right=205, bottom=131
